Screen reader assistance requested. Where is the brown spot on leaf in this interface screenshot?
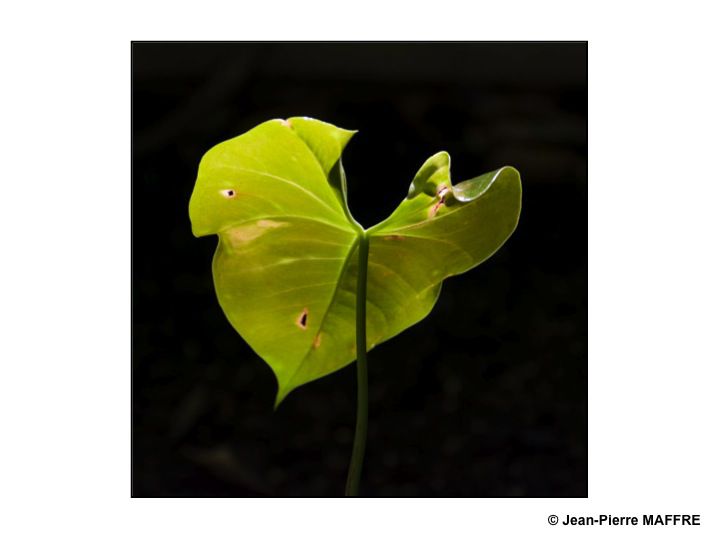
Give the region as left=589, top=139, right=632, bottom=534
left=384, top=234, right=405, bottom=241
left=429, top=186, right=450, bottom=218
left=312, top=333, right=322, bottom=349
left=220, top=189, right=236, bottom=199
left=226, top=219, right=287, bottom=247
left=296, top=308, right=308, bottom=330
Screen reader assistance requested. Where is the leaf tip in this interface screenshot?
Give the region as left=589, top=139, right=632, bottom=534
left=273, top=385, right=293, bottom=410
left=408, top=151, right=452, bottom=199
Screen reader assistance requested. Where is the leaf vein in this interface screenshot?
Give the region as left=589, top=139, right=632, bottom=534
left=232, top=167, right=343, bottom=217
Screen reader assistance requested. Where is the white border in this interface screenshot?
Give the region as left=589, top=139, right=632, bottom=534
left=2, top=1, right=719, bottom=539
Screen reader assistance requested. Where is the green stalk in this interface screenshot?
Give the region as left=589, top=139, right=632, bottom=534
left=345, top=230, right=369, bottom=496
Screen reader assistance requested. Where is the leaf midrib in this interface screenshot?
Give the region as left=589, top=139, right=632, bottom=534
left=280, top=234, right=361, bottom=394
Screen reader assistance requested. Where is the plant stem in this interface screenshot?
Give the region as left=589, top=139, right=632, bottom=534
left=345, top=231, right=369, bottom=496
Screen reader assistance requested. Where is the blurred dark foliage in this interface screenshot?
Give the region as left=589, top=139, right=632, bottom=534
left=132, top=42, right=587, bottom=497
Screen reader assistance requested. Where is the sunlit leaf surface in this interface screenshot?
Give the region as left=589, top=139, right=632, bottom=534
left=189, top=118, right=521, bottom=404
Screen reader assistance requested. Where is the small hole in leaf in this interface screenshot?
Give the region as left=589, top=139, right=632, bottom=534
left=296, top=308, right=308, bottom=330
left=221, top=189, right=236, bottom=198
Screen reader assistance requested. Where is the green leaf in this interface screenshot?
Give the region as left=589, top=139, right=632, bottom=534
left=189, top=117, right=521, bottom=405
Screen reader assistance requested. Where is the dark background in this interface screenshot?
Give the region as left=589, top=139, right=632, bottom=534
left=132, top=42, right=587, bottom=497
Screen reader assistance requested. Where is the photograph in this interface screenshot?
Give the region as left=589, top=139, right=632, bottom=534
left=131, top=41, right=588, bottom=497
left=5, top=4, right=720, bottom=539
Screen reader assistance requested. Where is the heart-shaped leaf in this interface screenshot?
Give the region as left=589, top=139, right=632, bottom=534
left=189, top=117, right=521, bottom=404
